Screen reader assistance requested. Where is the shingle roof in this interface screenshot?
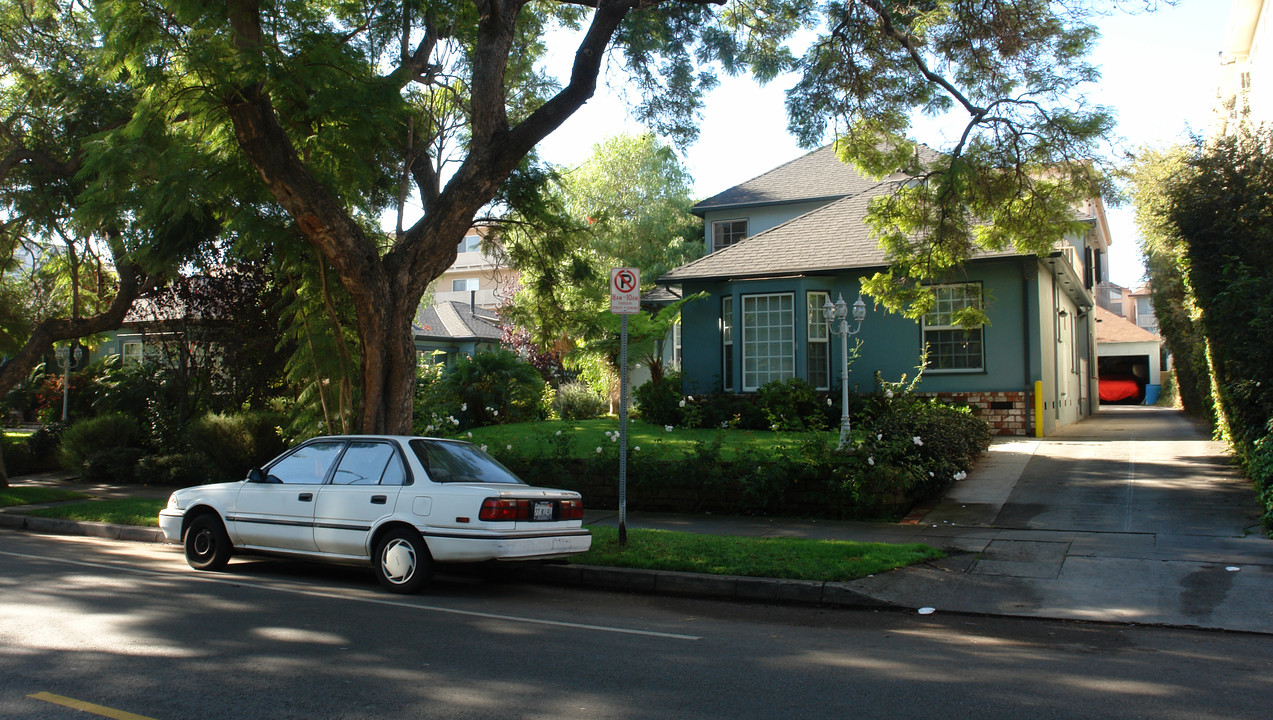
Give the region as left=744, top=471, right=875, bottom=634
left=413, top=301, right=502, bottom=341
left=692, top=143, right=942, bottom=214
left=663, top=183, right=1022, bottom=283
left=667, top=189, right=889, bottom=281
left=1093, top=305, right=1160, bottom=343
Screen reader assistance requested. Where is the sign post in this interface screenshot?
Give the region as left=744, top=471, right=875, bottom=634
left=609, top=267, right=640, bottom=546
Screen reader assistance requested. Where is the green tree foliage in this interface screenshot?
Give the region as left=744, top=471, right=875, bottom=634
left=0, top=0, right=221, bottom=483
left=78, top=0, right=1119, bottom=435
left=1127, top=144, right=1212, bottom=418
left=1132, top=127, right=1273, bottom=524
left=1164, top=129, right=1273, bottom=455
left=500, top=133, right=701, bottom=355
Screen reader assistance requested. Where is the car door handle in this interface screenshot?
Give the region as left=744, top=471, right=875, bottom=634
left=370, top=495, right=387, bottom=505
left=298, top=493, right=313, bottom=502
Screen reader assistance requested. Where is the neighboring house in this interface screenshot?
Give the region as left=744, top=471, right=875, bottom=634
left=1215, top=0, right=1273, bottom=136
left=1093, top=305, right=1166, bottom=405
left=413, top=299, right=503, bottom=365
left=413, top=226, right=515, bottom=365
left=1095, top=281, right=1159, bottom=335
left=432, top=226, right=517, bottom=309
left=660, top=145, right=1109, bottom=436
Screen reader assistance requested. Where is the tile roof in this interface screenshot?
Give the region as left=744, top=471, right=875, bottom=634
left=413, top=301, right=502, bottom=342
left=1093, top=305, right=1160, bottom=343
left=692, top=143, right=942, bottom=214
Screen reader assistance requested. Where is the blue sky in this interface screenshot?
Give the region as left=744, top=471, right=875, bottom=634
left=536, top=1, right=1229, bottom=288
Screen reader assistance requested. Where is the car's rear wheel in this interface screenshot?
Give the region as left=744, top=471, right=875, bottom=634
left=374, top=527, right=433, bottom=594
left=184, top=514, right=232, bottom=571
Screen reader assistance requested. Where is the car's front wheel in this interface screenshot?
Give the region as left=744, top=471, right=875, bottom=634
left=374, top=527, right=433, bottom=594
left=184, top=514, right=232, bottom=571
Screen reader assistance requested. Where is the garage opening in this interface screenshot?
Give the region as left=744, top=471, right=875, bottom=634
left=1098, top=354, right=1149, bottom=405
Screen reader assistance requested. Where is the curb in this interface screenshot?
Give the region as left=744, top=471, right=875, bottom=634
left=0, top=513, right=165, bottom=544
left=520, top=563, right=893, bottom=608
left=0, top=513, right=895, bottom=609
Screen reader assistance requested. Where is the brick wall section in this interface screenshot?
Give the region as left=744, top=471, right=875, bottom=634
left=915, top=390, right=1033, bottom=436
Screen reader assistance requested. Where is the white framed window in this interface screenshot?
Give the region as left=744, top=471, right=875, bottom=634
left=672, top=321, right=682, bottom=370
left=742, top=293, right=795, bottom=391
left=806, top=291, right=830, bottom=390
left=451, top=278, right=479, bottom=292
left=922, top=283, right=984, bottom=372
left=721, top=296, right=734, bottom=391
left=456, top=234, right=481, bottom=253
left=122, top=341, right=143, bottom=365
left=712, top=219, right=748, bottom=252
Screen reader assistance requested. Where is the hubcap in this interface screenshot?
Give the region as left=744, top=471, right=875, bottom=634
left=193, top=529, right=213, bottom=557
left=382, top=538, right=416, bottom=584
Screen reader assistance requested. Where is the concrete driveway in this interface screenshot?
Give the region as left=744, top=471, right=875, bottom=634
left=856, top=406, right=1273, bottom=632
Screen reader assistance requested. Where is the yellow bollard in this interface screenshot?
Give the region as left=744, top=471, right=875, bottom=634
left=1034, top=380, right=1044, bottom=438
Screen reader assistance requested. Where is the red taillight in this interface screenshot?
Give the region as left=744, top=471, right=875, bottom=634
left=478, top=497, right=583, bottom=521
left=559, top=499, right=583, bottom=521
left=479, top=498, right=531, bottom=521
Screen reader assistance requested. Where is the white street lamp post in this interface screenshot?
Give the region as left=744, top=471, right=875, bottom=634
left=823, top=293, right=867, bottom=450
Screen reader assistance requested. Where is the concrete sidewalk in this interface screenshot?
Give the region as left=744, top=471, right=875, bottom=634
left=5, top=406, right=1272, bottom=633
left=582, top=407, right=1273, bottom=634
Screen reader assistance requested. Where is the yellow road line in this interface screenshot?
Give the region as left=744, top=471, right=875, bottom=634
left=27, top=692, right=158, bottom=720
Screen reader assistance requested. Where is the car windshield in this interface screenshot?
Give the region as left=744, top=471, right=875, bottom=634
left=409, top=439, right=525, bottom=485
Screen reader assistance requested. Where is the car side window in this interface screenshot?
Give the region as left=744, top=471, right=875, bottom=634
left=267, top=442, right=345, bottom=484
left=331, top=441, right=406, bottom=486
left=409, top=439, right=525, bottom=485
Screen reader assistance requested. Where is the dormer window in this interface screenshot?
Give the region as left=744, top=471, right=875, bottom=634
left=712, top=219, right=748, bottom=252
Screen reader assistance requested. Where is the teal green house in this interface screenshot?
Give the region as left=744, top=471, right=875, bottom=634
left=660, top=146, right=1109, bottom=436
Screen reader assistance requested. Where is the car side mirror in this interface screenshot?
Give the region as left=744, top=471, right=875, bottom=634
left=247, top=467, right=267, bottom=483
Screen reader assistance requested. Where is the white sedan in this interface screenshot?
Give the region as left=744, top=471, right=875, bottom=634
left=158, top=435, right=592, bottom=593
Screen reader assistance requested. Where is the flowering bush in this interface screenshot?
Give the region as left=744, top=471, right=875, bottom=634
left=756, top=378, right=835, bottom=431
left=414, top=350, right=546, bottom=434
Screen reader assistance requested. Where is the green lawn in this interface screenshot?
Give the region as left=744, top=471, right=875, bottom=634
left=23, top=498, right=163, bottom=527
left=0, top=487, right=90, bottom=508
left=16, top=497, right=941, bottom=581
left=575, top=526, right=943, bottom=581
left=466, top=418, right=835, bottom=461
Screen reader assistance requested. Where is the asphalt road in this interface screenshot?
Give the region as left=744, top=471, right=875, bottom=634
left=2, top=531, right=1271, bottom=720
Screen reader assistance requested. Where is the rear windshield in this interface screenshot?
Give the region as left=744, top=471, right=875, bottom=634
left=409, top=439, right=526, bottom=485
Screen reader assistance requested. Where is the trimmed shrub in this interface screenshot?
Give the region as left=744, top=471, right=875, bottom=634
left=184, top=411, right=286, bottom=483
left=554, top=382, right=608, bottom=421
left=2, top=436, right=36, bottom=476
left=27, top=421, right=67, bottom=461
left=58, top=414, right=140, bottom=473
left=81, top=447, right=145, bottom=484
left=137, top=453, right=214, bottom=486
left=632, top=372, right=683, bottom=426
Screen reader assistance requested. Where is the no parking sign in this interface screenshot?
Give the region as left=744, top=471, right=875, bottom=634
left=609, top=267, right=640, bottom=314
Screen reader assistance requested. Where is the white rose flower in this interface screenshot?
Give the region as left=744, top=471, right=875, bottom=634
left=912, top=436, right=923, bottom=446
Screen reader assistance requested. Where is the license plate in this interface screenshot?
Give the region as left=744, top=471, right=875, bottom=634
left=533, top=501, right=554, bottom=521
